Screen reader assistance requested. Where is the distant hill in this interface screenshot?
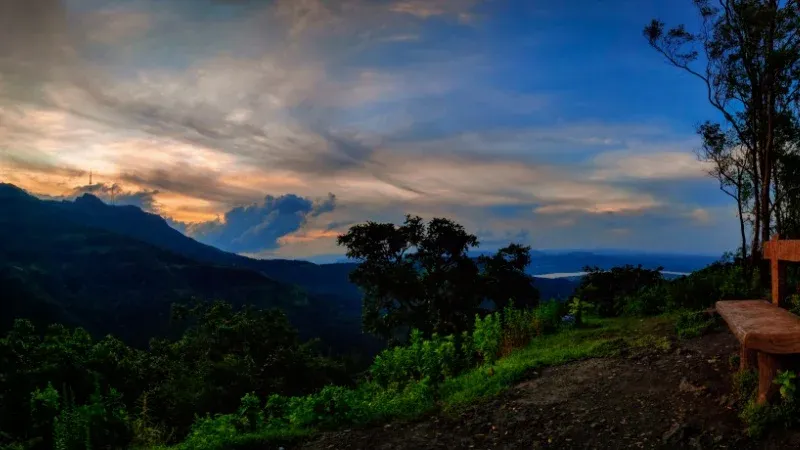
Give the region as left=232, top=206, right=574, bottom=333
left=525, top=251, right=716, bottom=275
left=0, top=182, right=716, bottom=353
left=0, top=184, right=374, bottom=353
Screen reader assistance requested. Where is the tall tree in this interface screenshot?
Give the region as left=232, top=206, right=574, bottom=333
left=337, top=215, right=538, bottom=341
left=696, top=121, right=753, bottom=267
left=645, top=0, right=800, bottom=285
left=478, top=243, right=540, bottom=310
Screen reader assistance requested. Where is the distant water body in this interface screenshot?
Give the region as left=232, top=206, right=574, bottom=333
left=535, top=270, right=690, bottom=279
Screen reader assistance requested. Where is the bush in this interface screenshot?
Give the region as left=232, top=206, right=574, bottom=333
left=567, top=296, right=595, bottom=326
left=577, top=265, right=664, bottom=317
left=370, top=330, right=465, bottom=387
left=473, top=312, right=502, bottom=364
left=620, top=283, right=669, bottom=317
left=534, top=300, right=565, bottom=334
left=500, top=306, right=537, bottom=357
left=370, top=302, right=564, bottom=388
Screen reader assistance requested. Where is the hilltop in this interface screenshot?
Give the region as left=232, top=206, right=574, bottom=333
left=301, top=329, right=794, bottom=450
left=0, top=183, right=371, bottom=352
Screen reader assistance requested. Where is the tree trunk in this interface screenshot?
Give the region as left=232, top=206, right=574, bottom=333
left=737, top=189, right=750, bottom=279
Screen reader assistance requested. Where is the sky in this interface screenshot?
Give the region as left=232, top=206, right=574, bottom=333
left=0, top=0, right=739, bottom=262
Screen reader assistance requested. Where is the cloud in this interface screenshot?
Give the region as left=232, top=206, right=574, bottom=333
left=591, top=148, right=713, bottom=181
left=83, top=9, right=153, bottom=45
left=0, top=0, right=739, bottom=258
left=181, top=192, right=338, bottom=253
left=689, top=208, right=712, bottom=225
left=389, top=0, right=482, bottom=19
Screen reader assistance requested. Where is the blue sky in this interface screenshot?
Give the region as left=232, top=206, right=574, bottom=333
left=0, top=0, right=738, bottom=260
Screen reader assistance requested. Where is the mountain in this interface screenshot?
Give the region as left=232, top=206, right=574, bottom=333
left=0, top=182, right=714, bottom=353
left=49, top=190, right=364, bottom=315
left=0, top=184, right=374, bottom=353
left=526, top=251, right=716, bottom=275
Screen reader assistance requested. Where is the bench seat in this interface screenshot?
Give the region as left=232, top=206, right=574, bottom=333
left=716, top=299, right=800, bottom=404
left=716, top=300, right=800, bottom=354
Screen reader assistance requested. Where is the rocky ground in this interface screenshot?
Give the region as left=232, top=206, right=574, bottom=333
left=298, top=331, right=800, bottom=450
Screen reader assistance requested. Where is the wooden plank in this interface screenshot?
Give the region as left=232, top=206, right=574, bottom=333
left=716, top=300, right=800, bottom=354
left=740, top=346, right=757, bottom=371
left=764, top=238, right=800, bottom=262
left=757, top=352, right=781, bottom=405
left=772, top=257, right=788, bottom=306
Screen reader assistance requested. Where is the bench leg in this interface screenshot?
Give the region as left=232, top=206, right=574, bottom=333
left=757, top=352, right=781, bottom=405
left=740, top=346, right=757, bottom=371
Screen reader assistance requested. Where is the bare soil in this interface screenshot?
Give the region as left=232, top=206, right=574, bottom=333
left=297, top=331, right=800, bottom=450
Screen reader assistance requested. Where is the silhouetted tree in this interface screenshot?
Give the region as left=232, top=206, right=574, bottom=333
left=478, top=243, right=539, bottom=310
left=645, top=0, right=800, bottom=285
left=577, top=265, right=664, bottom=317
left=338, top=215, right=538, bottom=341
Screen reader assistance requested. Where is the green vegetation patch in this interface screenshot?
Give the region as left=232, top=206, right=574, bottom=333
left=167, top=314, right=678, bottom=450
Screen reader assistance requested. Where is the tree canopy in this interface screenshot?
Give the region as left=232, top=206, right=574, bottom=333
left=645, top=0, right=800, bottom=287
left=337, top=215, right=539, bottom=341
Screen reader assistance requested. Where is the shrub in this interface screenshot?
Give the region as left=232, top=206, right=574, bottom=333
left=370, top=330, right=465, bottom=387
left=534, top=300, right=564, bottom=334
left=567, top=296, right=595, bottom=326
left=577, top=265, right=664, bottom=317
left=473, top=312, right=502, bottom=364
left=620, top=283, right=669, bottom=317
left=500, top=305, right=538, bottom=357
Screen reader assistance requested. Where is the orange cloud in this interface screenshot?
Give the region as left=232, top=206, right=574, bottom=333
left=278, top=229, right=340, bottom=245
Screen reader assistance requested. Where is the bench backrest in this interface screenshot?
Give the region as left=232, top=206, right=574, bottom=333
left=764, top=235, right=800, bottom=306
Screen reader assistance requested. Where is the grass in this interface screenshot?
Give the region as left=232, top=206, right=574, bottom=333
left=166, top=314, right=680, bottom=450
left=440, top=315, right=676, bottom=410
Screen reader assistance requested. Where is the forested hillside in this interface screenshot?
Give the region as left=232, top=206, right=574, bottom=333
left=0, top=183, right=371, bottom=353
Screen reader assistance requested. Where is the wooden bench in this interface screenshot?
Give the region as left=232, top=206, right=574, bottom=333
left=716, top=236, right=800, bottom=404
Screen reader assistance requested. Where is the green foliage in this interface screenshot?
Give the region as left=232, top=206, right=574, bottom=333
left=740, top=399, right=772, bottom=438
left=171, top=315, right=675, bottom=450
left=369, top=330, right=456, bottom=386
left=337, top=215, right=538, bottom=340
left=728, top=353, right=741, bottom=371
left=733, top=370, right=758, bottom=404
left=0, top=301, right=344, bottom=450
left=568, top=296, right=595, bottom=327
left=667, top=263, right=760, bottom=311
left=473, top=313, right=502, bottom=364
left=787, top=294, right=800, bottom=316
left=501, top=304, right=539, bottom=353
left=534, top=300, right=565, bottom=334
left=774, top=370, right=797, bottom=403
left=620, top=283, right=669, bottom=317
left=577, top=265, right=664, bottom=317
left=736, top=369, right=800, bottom=438
left=594, top=261, right=761, bottom=320
left=674, top=310, right=720, bottom=339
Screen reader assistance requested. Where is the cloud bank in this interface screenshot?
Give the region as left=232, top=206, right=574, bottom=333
left=175, top=192, right=337, bottom=253
left=0, top=0, right=738, bottom=257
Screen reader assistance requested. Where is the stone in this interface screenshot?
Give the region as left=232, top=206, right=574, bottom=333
left=662, top=423, right=687, bottom=444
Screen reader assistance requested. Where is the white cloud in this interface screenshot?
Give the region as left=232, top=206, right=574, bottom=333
left=591, top=148, right=713, bottom=181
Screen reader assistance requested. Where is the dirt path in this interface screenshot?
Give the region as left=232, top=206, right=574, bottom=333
left=298, top=332, right=800, bottom=450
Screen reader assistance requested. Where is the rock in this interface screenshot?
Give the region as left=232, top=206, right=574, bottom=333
left=662, top=423, right=687, bottom=444
left=679, top=377, right=705, bottom=394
